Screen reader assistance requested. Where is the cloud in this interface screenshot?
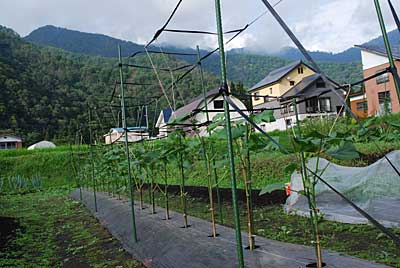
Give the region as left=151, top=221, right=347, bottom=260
left=0, top=0, right=398, bottom=53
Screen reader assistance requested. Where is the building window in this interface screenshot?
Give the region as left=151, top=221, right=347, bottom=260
left=290, top=81, right=295, bottom=86
left=269, top=88, right=273, bottom=94
left=306, top=97, right=331, bottom=113
left=316, top=81, right=326, bottom=88
left=319, top=97, right=332, bottom=112
left=306, top=97, right=319, bottom=113
left=254, top=92, right=260, bottom=101
left=213, top=100, right=224, bottom=109
left=378, top=91, right=392, bottom=114
left=281, top=104, right=294, bottom=114
left=376, top=70, right=389, bottom=84
left=378, top=91, right=391, bottom=103
left=286, top=119, right=292, bottom=126
left=7, top=142, right=16, bottom=149
left=356, top=101, right=368, bottom=111
left=298, top=67, right=304, bottom=74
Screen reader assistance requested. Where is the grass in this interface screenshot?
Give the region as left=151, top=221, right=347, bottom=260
left=1, top=139, right=400, bottom=192
left=0, top=189, right=143, bottom=268
left=0, top=146, right=89, bottom=189
left=129, top=188, right=400, bottom=267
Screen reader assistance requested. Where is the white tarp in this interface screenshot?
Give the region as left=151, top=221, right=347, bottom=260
left=27, top=141, right=56, bottom=150
left=285, top=151, right=400, bottom=227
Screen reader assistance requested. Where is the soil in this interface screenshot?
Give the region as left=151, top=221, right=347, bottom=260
left=0, top=216, right=19, bottom=250
left=141, top=183, right=287, bottom=207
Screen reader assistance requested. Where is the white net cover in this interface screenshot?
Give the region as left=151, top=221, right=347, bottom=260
left=285, top=150, right=400, bottom=227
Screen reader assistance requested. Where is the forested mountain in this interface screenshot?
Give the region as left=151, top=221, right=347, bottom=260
left=202, top=53, right=362, bottom=87
left=0, top=25, right=219, bottom=145
left=25, top=25, right=146, bottom=58
left=25, top=25, right=363, bottom=86
left=2, top=23, right=372, bottom=145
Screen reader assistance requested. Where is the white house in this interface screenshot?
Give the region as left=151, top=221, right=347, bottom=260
left=167, top=88, right=248, bottom=137
left=104, top=127, right=149, bottom=144
left=0, top=134, right=22, bottom=150
left=155, top=108, right=173, bottom=137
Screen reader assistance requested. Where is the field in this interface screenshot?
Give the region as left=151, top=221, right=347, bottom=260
left=0, top=115, right=400, bottom=267
left=1, top=127, right=400, bottom=266
left=0, top=189, right=142, bottom=268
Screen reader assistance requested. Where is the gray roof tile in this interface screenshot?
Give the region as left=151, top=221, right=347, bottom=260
left=248, top=60, right=304, bottom=92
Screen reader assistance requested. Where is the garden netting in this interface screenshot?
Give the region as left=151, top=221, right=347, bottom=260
left=285, top=150, right=400, bottom=227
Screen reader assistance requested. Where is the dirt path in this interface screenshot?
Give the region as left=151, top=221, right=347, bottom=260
left=72, top=189, right=390, bottom=268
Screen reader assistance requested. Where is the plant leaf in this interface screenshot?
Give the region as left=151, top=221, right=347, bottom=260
left=260, top=182, right=286, bottom=195
left=326, top=141, right=359, bottom=160
left=253, top=110, right=276, bottom=124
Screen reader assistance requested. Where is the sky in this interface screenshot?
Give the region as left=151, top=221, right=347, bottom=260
left=0, top=0, right=399, bottom=53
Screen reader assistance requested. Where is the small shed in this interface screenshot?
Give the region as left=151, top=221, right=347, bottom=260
left=27, top=141, right=56, bottom=150
left=0, top=134, right=22, bottom=150
left=104, top=127, right=149, bottom=144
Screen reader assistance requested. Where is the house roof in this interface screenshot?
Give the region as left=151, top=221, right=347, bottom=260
left=248, top=60, right=313, bottom=92
left=110, top=127, right=148, bottom=133
left=0, top=133, right=22, bottom=142
left=280, top=74, right=336, bottom=101
left=173, top=88, right=220, bottom=120
left=162, top=108, right=173, bottom=123
left=355, top=44, right=400, bottom=60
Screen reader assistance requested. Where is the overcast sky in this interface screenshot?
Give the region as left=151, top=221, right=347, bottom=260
left=1, top=0, right=399, bottom=53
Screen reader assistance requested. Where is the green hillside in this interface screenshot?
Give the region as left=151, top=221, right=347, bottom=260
left=25, top=25, right=363, bottom=87
left=0, top=26, right=219, bottom=145
left=203, top=53, right=363, bottom=87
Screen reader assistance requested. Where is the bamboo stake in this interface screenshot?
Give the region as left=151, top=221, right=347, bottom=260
left=178, top=137, right=188, bottom=228
left=88, top=105, right=98, bottom=212
left=293, top=99, right=323, bottom=268
left=244, top=125, right=255, bottom=250
left=196, top=45, right=217, bottom=237
left=164, top=161, right=170, bottom=220
left=118, top=45, right=138, bottom=242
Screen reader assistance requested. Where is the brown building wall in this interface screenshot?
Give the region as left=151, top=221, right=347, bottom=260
left=364, top=61, right=400, bottom=116
left=16, top=142, right=22, bottom=149
left=350, top=97, right=368, bottom=119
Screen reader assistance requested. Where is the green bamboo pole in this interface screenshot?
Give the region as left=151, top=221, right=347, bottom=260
left=293, top=100, right=322, bottom=268
left=374, top=0, right=400, bottom=103
left=214, top=0, right=244, bottom=266
left=118, top=45, right=138, bottom=243
left=197, top=45, right=218, bottom=237
left=88, top=105, right=98, bottom=212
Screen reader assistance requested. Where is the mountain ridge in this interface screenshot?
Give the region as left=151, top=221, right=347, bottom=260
left=24, top=25, right=364, bottom=86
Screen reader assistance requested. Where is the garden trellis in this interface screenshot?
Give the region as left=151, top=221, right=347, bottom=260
left=68, top=1, right=400, bottom=268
